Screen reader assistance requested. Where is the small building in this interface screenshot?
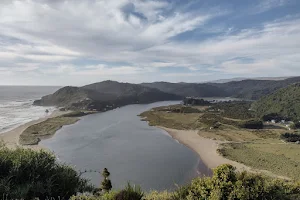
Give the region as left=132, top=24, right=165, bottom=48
left=271, top=120, right=276, bottom=124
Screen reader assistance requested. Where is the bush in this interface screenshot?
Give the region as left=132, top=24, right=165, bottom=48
left=262, top=113, right=288, bottom=122
left=280, top=132, right=300, bottom=142
left=114, top=183, right=144, bottom=200
left=0, top=147, right=94, bottom=199
left=145, top=190, right=173, bottom=200
left=183, top=98, right=211, bottom=106
left=185, top=164, right=299, bottom=200
left=292, top=122, right=300, bottom=129
left=71, top=164, right=300, bottom=200
left=171, top=185, right=191, bottom=200
left=239, top=120, right=263, bottom=129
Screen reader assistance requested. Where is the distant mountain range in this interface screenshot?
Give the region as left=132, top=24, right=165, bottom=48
left=207, top=76, right=293, bottom=83
left=34, top=76, right=300, bottom=111
left=142, top=76, right=300, bottom=100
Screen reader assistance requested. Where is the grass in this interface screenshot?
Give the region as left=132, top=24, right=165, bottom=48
left=20, top=116, right=79, bottom=145
left=219, top=142, right=300, bottom=180
left=140, top=110, right=203, bottom=130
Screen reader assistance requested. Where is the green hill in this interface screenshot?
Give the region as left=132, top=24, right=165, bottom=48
left=251, top=83, right=300, bottom=121
left=34, top=81, right=182, bottom=111
left=141, top=82, right=228, bottom=97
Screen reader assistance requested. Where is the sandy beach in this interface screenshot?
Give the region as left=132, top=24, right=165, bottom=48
left=0, top=110, right=69, bottom=150
left=159, top=127, right=290, bottom=179
left=159, top=127, right=251, bottom=171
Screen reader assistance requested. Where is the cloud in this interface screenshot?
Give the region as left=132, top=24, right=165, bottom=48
left=0, top=0, right=299, bottom=85
left=254, top=0, right=289, bottom=13
left=72, top=65, right=143, bottom=76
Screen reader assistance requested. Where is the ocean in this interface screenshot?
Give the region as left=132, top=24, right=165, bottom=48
left=0, top=86, right=61, bottom=134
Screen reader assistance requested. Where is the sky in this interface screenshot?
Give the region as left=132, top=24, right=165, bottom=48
left=0, top=0, right=300, bottom=86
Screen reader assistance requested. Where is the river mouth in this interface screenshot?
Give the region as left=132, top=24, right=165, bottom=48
left=41, top=101, right=211, bottom=191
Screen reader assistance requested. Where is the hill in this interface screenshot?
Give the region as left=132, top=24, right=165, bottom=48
left=34, top=81, right=182, bottom=111
left=142, top=76, right=300, bottom=100
left=251, top=83, right=300, bottom=121
left=211, top=76, right=300, bottom=100
left=141, top=82, right=228, bottom=97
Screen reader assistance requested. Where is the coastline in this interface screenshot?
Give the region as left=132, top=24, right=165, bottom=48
left=158, top=126, right=290, bottom=179
left=0, top=110, right=70, bottom=150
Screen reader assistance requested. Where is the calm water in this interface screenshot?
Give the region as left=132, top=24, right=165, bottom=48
left=41, top=101, right=211, bottom=191
left=0, top=86, right=61, bottom=133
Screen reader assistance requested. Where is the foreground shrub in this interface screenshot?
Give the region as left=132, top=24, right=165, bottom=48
left=0, top=147, right=94, bottom=199
left=145, top=190, right=173, bottom=200
left=115, top=183, right=144, bottom=200
left=71, top=191, right=118, bottom=200
left=239, top=120, right=263, bottom=129
left=185, top=164, right=300, bottom=200
left=280, top=132, right=300, bottom=142
left=171, top=185, right=192, bottom=200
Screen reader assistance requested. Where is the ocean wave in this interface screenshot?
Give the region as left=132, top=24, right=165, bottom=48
left=0, top=100, right=55, bottom=134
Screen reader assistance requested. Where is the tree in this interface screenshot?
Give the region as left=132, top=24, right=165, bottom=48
left=101, top=168, right=112, bottom=192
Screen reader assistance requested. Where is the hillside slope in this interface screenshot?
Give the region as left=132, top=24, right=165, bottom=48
left=34, top=81, right=182, bottom=111
left=142, top=77, right=300, bottom=100
left=141, top=82, right=229, bottom=97
left=251, top=83, right=300, bottom=120
left=212, top=77, right=300, bottom=100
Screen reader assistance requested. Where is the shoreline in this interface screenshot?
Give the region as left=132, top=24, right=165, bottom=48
left=158, top=126, right=290, bottom=179
left=158, top=127, right=251, bottom=171
left=0, top=110, right=70, bottom=150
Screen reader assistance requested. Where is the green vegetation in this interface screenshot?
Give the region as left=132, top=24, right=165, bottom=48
left=239, top=120, right=263, bottom=129
left=210, top=101, right=255, bottom=120
left=140, top=109, right=202, bottom=130
left=183, top=97, right=211, bottom=106
left=262, top=113, right=290, bottom=122
left=1, top=146, right=300, bottom=199
left=0, top=146, right=93, bottom=199
left=72, top=165, right=300, bottom=200
left=20, top=116, right=79, bottom=145
left=114, top=183, right=144, bottom=200
left=101, top=168, right=112, bottom=192
left=142, top=76, right=300, bottom=100
left=281, top=132, right=300, bottom=142
left=151, top=104, right=201, bottom=113
left=141, top=104, right=263, bottom=131
left=252, top=83, right=300, bottom=121
left=219, top=143, right=300, bottom=180
left=291, top=122, right=300, bottom=129
left=63, top=111, right=90, bottom=117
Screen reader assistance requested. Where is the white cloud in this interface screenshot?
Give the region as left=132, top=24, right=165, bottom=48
left=0, top=0, right=299, bottom=85
left=254, top=0, right=289, bottom=13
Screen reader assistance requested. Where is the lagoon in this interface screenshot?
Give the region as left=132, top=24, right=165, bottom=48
left=41, top=101, right=211, bottom=190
